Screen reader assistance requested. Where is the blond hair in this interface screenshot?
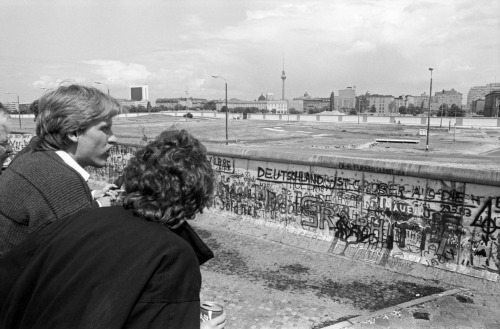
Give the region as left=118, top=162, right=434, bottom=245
left=36, top=84, right=121, bottom=151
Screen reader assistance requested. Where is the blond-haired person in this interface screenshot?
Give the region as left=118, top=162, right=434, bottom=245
left=0, top=84, right=120, bottom=255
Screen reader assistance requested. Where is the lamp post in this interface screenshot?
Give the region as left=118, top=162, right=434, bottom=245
left=5, top=92, right=21, bottom=129
left=439, top=103, right=443, bottom=128
left=425, top=68, right=433, bottom=151
left=93, top=81, right=110, bottom=95
left=212, top=75, right=228, bottom=145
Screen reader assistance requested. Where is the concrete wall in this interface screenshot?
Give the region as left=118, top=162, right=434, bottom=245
left=205, top=147, right=500, bottom=290
left=12, top=111, right=500, bottom=127
left=8, top=133, right=500, bottom=290
left=160, top=111, right=500, bottom=127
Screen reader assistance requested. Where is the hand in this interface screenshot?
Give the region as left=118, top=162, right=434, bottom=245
left=93, top=183, right=122, bottom=200
left=200, top=311, right=227, bottom=329
left=96, top=196, right=112, bottom=207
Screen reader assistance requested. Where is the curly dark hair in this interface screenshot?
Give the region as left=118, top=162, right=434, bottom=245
left=122, top=129, right=215, bottom=227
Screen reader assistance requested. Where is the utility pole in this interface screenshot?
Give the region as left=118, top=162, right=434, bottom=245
left=425, top=68, right=433, bottom=151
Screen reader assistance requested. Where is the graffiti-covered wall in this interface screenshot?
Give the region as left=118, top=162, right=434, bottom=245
left=207, top=148, right=500, bottom=283
left=3, top=133, right=34, bottom=167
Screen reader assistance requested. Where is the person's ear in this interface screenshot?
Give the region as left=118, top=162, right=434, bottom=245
left=67, top=131, right=79, bottom=143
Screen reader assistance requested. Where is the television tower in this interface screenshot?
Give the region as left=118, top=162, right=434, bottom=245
left=281, top=58, right=286, bottom=100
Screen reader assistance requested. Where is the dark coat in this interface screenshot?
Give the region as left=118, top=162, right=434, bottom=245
left=0, top=206, right=202, bottom=329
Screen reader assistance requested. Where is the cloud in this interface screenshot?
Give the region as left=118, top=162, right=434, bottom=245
left=83, top=60, right=152, bottom=85
left=32, top=76, right=83, bottom=89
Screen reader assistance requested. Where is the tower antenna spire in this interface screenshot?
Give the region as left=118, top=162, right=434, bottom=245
left=281, top=57, right=286, bottom=100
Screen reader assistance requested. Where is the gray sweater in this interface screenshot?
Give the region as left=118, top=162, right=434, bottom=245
left=0, top=151, right=98, bottom=255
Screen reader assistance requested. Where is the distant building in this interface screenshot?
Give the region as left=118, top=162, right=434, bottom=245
left=337, top=87, right=356, bottom=112
left=484, top=91, right=500, bottom=117
left=467, top=83, right=500, bottom=112
left=366, top=94, right=394, bottom=114
left=408, top=93, right=429, bottom=109
left=471, top=99, right=485, bottom=115
left=155, top=98, right=180, bottom=108
left=434, top=88, right=462, bottom=107
left=266, top=93, right=275, bottom=101
left=119, top=99, right=151, bottom=110
left=3, top=102, right=18, bottom=113
left=130, top=85, right=149, bottom=101
left=214, top=100, right=267, bottom=112
left=293, top=92, right=329, bottom=113
left=156, top=97, right=208, bottom=110
left=287, top=100, right=304, bottom=113
left=266, top=100, right=288, bottom=113
left=393, top=96, right=405, bottom=113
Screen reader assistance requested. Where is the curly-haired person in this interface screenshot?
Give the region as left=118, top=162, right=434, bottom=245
left=0, top=129, right=226, bottom=329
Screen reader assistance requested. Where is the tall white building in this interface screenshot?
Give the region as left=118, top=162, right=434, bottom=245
left=467, top=83, right=500, bottom=112
left=130, top=85, right=149, bottom=101
left=337, top=87, right=356, bottom=111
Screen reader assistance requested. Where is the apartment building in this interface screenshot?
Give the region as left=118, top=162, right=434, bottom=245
left=467, top=83, right=500, bottom=112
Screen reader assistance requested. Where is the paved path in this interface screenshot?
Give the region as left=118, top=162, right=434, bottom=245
left=192, top=219, right=500, bottom=329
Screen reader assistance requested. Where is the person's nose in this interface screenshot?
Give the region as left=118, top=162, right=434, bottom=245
left=108, top=133, right=118, bottom=145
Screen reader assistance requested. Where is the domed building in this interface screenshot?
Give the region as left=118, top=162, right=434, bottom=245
left=258, top=94, right=266, bottom=101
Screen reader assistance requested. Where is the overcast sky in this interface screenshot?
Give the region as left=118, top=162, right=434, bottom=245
left=1, top=0, right=499, bottom=104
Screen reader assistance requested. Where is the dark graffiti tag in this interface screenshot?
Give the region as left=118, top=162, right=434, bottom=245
left=471, top=197, right=499, bottom=243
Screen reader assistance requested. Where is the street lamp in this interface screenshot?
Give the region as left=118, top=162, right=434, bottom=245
left=5, top=92, right=21, bottom=129
left=439, top=103, right=443, bottom=128
left=425, top=68, right=433, bottom=151
left=212, top=75, right=228, bottom=145
left=93, top=81, right=110, bottom=95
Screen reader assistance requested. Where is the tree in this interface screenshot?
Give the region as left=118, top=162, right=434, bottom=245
left=407, top=103, right=424, bottom=115
left=437, top=104, right=448, bottom=117
left=355, top=95, right=369, bottom=113
left=388, top=101, right=397, bottom=114
left=173, top=104, right=186, bottom=111
left=289, top=107, right=299, bottom=114
left=220, top=106, right=228, bottom=112
left=448, top=104, right=465, bottom=117
left=407, top=104, right=415, bottom=115
left=398, top=106, right=407, bottom=114
left=414, top=104, right=424, bottom=115
left=0, top=102, right=4, bottom=111
left=348, top=108, right=357, bottom=115
left=307, top=108, right=322, bottom=115
left=203, top=101, right=216, bottom=111
left=370, top=105, right=377, bottom=113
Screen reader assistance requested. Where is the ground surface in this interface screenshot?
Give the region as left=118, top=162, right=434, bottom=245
left=11, top=113, right=500, bottom=170
left=194, top=216, right=452, bottom=329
